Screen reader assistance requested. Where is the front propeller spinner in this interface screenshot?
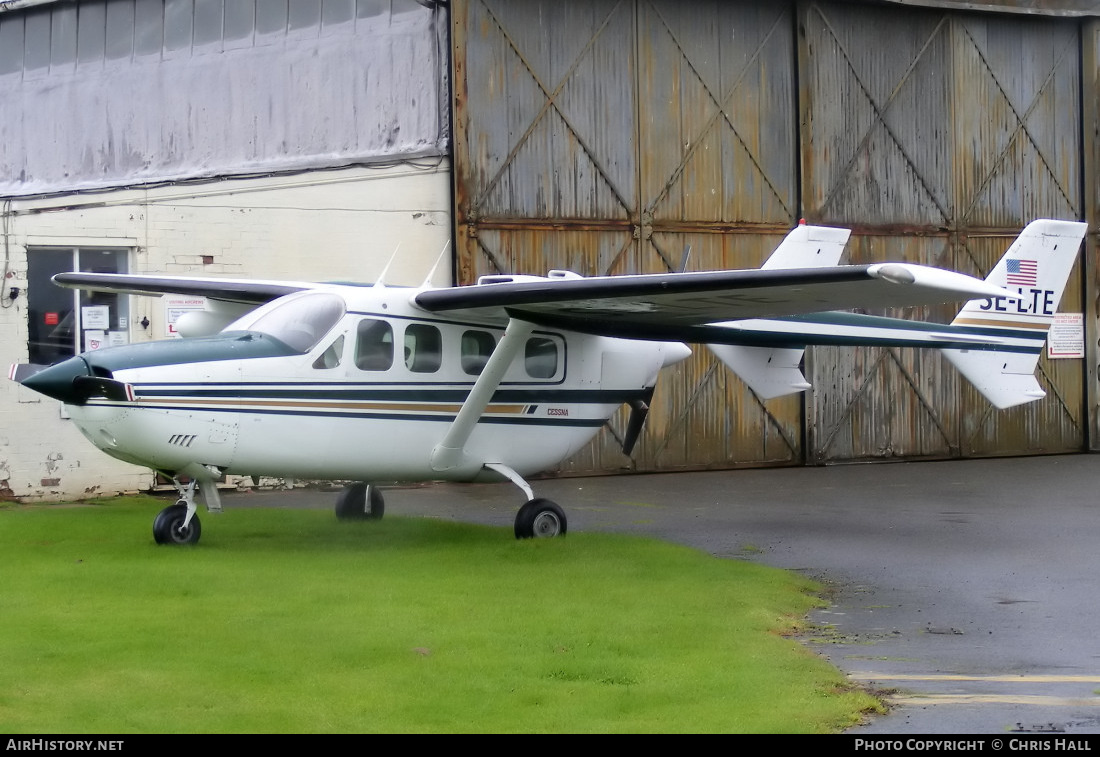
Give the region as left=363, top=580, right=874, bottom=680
left=12, top=356, right=133, bottom=405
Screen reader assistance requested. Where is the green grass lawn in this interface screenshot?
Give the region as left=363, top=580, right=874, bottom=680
left=0, top=496, right=881, bottom=733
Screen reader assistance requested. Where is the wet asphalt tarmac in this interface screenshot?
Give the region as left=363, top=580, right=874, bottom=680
left=221, top=453, right=1100, bottom=734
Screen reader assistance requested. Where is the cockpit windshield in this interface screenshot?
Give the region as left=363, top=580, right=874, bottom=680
left=225, top=292, right=346, bottom=354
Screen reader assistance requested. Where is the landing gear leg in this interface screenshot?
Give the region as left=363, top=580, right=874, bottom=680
left=484, top=463, right=568, bottom=539
left=153, top=479, right=202, bottom=545
left=334, top=482, right=385, bottom=520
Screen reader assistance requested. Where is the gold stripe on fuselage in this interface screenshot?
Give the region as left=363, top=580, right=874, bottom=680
left=950, top=316, right=1049, bottom=331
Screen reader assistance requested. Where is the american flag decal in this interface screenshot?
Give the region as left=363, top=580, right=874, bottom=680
left=1006, top=258, right=1038, bottom=287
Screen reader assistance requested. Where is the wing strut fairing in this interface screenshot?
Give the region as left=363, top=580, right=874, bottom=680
left=430, top=317, right=535, bottom=474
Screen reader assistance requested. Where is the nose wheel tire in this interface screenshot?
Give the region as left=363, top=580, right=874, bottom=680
left=514, top=498, right=567, bottom=539
left=153, top=503, right=201, bottom=545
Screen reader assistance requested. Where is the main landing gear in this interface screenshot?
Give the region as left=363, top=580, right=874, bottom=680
left=331, top=473, right=567, bottom=540
left=484, top=463, right=568, bottom=539
left=514, top=498, right=567, bottom=539
left=334, top=482, right=385, bottom=520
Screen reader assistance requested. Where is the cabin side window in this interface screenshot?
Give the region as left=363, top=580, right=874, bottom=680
left=312, top=335, right=344, bottom=370
left=461, top=330, right=496, bottom=376
left=404, top=324, right=442, bottom=373
left=524, top=337, right=558, bottom=379
left=355, top=319, right=393, bottom=371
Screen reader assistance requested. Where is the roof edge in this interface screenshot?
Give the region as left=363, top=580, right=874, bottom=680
left=856, top=0, right=1100, bottom=18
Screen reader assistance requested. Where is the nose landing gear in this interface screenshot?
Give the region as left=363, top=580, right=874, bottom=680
left=153, top=474, right=222, bottom=545
left=153, top=502, right=201, bottom=545
left=153, top=479, right=202, bottom=545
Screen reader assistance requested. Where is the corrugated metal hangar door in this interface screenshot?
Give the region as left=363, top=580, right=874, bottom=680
left=450, top=0, right=1088, bottom=475
left=799, top=2, right=1085, bottom=462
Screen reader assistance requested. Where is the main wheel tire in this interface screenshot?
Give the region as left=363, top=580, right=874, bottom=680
left=334, top=483, right=385, bottom=520
left=514, top=498, right=567, bottom=539
left=152, top=503, right=201, bottom=545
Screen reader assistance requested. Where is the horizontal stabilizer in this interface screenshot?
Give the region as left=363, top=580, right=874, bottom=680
left=941, top=350, right=1046, bottom=409
left=708, top=344, right=810, bottom=399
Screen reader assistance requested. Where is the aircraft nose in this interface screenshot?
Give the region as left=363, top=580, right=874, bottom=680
left=16, top=356, right=93, bottom=404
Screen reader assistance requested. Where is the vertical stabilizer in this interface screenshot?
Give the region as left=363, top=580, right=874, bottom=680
left=759, top=223, right=851, bottom=270
left=943, top=219, right=1087, bottom=409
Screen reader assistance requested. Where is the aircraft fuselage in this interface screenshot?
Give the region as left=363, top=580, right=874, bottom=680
left=36, top=285, right=685, bottom=484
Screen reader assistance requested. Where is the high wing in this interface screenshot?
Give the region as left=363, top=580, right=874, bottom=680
left=52, top=272, right=312, bottom=304
left=413, top=264, right=1015, bottom=337
left=51, top=272, right=319, bottom=337
left=52, top=253, right=1015, bottom=341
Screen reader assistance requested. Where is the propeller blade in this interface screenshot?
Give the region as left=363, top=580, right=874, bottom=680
left=622, top=398, right=649, bottom=456
left=8, top=363, right=48, bottom=383
left=72, top=375, right=135, bottom=403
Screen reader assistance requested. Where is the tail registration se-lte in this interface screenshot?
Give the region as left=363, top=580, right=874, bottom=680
left=9, top=219, right=1085, bottom=545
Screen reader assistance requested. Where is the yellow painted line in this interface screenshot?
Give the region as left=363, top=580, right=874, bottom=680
left=850, top=673, right=1100, bottom=683
left=885, top=694, right=1100, bottom=706
left=849, top=672, right=1100, bottom=707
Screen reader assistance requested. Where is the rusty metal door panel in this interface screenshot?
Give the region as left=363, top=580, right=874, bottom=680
left=799, top=3, right=1080, bottom=229
left=800, top=1, right=1085, bottom=462
left=808, top=233, right=965, bottom=462
left=635, top=2, right=798, bottom=226
left=454, top=0, right=639, bottom=224
left=559, top=355, right=802, bottom=475
left=951, top=15, right=1081, bottom=228
left=1083, top=22, right=1100, bottom=451
left=809, top=345, right=965, bottom=462
left=453, top=0, right=803, bottom=474
left=799, top=2, right=956, bottom=227
left=454, top=0, right=1087, bottom=472
left=455, top=228, right=640, bottom=285
left=462, top=226, right=805, bottom=475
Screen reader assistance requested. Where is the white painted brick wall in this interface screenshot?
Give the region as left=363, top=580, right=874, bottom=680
left=1, top=163, right=452, bottom=502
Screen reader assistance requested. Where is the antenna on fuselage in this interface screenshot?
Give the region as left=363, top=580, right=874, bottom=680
left=420, top=240, right=451, bottom=289
left=373, top=244, right=401, bottom=289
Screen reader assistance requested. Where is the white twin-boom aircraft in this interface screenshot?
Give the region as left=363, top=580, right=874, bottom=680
left=9, top=219, right=1087, bottom=545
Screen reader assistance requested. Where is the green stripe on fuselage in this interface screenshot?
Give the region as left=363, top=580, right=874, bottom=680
left=81, top=331, right=300, bottom=373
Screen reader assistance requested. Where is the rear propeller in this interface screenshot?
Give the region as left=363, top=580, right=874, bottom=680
left=621, top=394, right=653, bottom=457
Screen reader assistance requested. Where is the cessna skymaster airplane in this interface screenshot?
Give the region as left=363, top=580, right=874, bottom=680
left=9, top=219, right=1086, bottom=545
